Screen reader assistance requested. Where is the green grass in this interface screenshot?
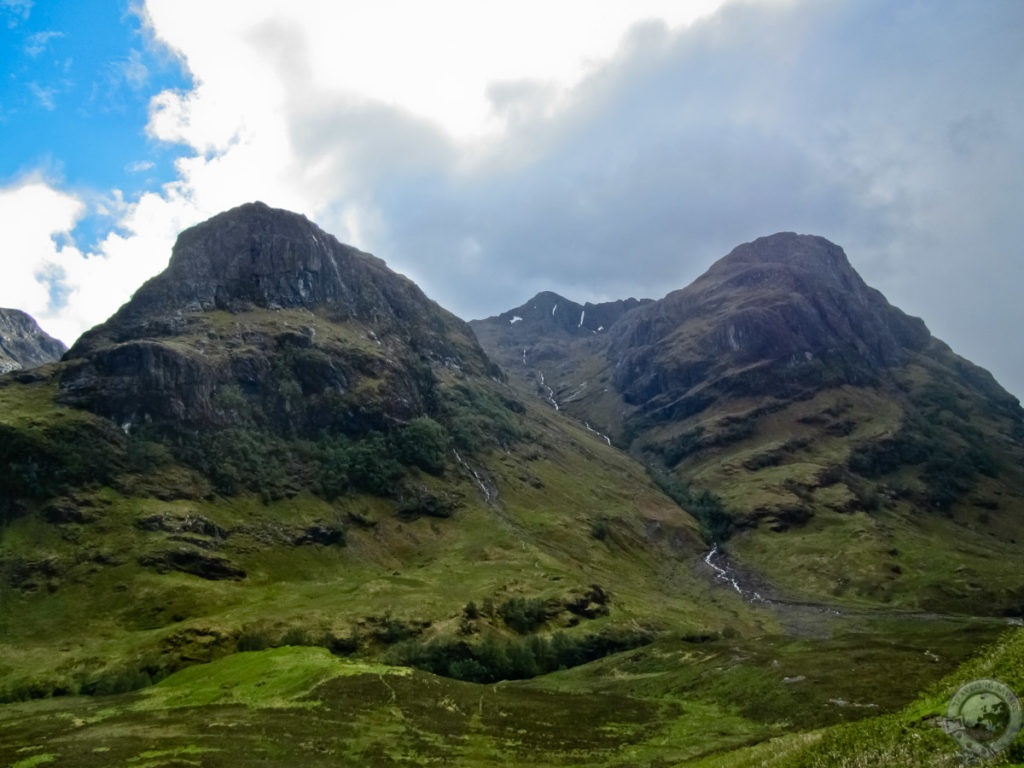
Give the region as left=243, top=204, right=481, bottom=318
left=135, top=646, right=409, bottom=710
left=0, top=622, right=1015, bottom=766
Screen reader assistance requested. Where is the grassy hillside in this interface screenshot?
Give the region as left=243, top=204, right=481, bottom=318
left=1, top=619, right=1018, bottom=766
left=0, top=361, right=755, bottom=704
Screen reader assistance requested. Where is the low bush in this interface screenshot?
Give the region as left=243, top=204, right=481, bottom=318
left=652, top=471, right=733, bottom=543
left=498, top=597, right=550, bottom=634
left=386, top=628, right=653, bottom=684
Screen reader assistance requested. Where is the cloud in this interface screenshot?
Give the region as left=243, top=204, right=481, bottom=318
left=0, top=178, right=84, bottom=324
left=125, top=160, right=155, bottom=173
left=0, top=177, right=199, bottom=347
left=6, top=0, right=1023, bottom=401
left=28, top=81, right=57, bottom=110
left=114, top=49, right=150, bottom=90
left=1, top=0, right=32, bottom=27
left=25, top=29, right=63, bottom=57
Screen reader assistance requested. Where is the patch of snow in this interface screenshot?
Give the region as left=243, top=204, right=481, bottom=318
left=597, top=325, right=604, bottom=332
left=727, top=325, right=740, bottom=351
left=509, top=315, right=523, bottom=324
left=578, top=310, right=585, bottom=328
left=552, top=303, right=558, bottom=316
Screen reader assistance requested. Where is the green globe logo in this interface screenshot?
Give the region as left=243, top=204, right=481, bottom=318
left=946, top=679, right=1023, bottom=758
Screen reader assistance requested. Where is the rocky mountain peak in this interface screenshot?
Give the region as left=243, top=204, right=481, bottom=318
left=67, top=202, right=482, bottom=359
left=474, top=291, right=652, bottom=338
left=0, top=309, right=67, bottom=374
left=59, top=203, right=495, bottom=426
left=75, top=202, right=407, bottom=336
left=144, top=201, right=371, bottom=313
left=610, top=233, right=932, bottom=406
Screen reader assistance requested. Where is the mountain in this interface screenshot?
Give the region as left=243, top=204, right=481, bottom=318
left=472, top=233, right=1024, bottom=612
left=60, top=201, right=496, bottom=430
left=0, top=202, right=731, bottom=708
left=2, top=213, right=1021, bottom=767
left=0, top=308, right=66, bottom=373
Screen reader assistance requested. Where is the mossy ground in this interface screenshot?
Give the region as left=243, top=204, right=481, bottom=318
left=1, top=622, right=1018, bottom=766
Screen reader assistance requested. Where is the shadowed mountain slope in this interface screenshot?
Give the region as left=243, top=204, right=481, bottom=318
left=472, top=233, right=1024, bottom=612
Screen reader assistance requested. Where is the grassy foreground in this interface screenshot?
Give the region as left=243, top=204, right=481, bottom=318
left=1, top=619, right=1019, bottom=767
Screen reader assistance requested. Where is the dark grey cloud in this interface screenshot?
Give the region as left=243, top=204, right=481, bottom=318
left=283, top=0, right=1024, bottom=399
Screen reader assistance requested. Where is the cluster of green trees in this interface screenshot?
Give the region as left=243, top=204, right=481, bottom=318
left=651, top=471, right=733, bottom=542
left=439, top=381, right=524, bottom=452
left=0, top=420, right=123, bottom=524
left=385, top=628, right=652, bottom=684
left=847, top=407, right=998, bottom=511
left=497, top=596, right=552, bottom=633
left=134, top=414, right=451, bottom=502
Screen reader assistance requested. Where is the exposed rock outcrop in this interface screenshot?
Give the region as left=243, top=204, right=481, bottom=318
left=0, top=309, right=66, bottom=374
left=607, top=233, right=934, bottom=417
left=58, top=202, right=497, bottom=430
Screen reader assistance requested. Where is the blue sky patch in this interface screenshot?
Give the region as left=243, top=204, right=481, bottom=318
left=1, top=0, right=191, bottom=247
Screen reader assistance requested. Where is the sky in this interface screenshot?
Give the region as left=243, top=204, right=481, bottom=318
left=1, top=0, right=1022, bottom=400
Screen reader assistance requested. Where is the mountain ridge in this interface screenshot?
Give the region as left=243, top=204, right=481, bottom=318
left=0, top=308, right=67, bottom=374
left=0, top=202, right=725, bottom=714
left=2, top=209, right=1023, bottom=767
left=472, top=231, right=1024, bottom=612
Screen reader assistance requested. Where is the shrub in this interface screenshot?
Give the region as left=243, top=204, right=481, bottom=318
left=237, top=629, right=272, bottom=652
left=651, top=471, right=733, bottom=543
left=498, top=597, right=550, bottom=634
left=281, top=627, right=312, bottom=646
left=590, top=518, right=611, bottom=541
left=386, top=629, right=653, bottom=684
left=394, top=416, right=448, bottom=475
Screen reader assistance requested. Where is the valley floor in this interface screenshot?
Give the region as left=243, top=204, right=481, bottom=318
left=2, top=611, right=1021, bottom=767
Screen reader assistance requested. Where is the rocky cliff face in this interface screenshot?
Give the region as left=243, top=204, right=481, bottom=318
left=608, top=233, right=936, bottom=419
left=0, top=309, right=66, bottom=374
left=60, top=202, right=496, bottom=429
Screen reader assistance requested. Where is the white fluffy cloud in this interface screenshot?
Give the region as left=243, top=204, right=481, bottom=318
left=2, top=0, right=736, bottom=344
left=0, top=179, right=84, bottom=322
left=0, top=180, right=196, bottom=345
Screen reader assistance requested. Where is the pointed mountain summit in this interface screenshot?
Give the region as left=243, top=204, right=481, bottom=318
left=0, top=308, right=66, bottom=374
left=70, top=202, right=475, bottom=352
left=609, top=233, right=940, bottom=417
left=61, top=202, right=494, bottom=426
left=482, top=290, right=651, bottom=336
left=474, top=232, right=1024, bottom=611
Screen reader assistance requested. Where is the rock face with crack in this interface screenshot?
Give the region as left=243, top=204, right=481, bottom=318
left=0, top=308, right=66, bottom=374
